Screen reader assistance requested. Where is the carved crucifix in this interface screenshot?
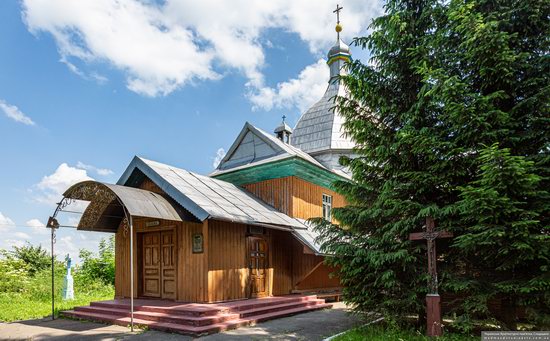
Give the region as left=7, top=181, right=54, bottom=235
left=409, top=217, right=453, bottom=337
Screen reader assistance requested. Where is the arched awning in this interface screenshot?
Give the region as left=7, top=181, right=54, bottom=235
left=62, top=181, right=183, bottom=233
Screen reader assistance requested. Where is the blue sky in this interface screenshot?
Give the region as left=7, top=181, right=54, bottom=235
left=0, top=0, right=381, bottom=261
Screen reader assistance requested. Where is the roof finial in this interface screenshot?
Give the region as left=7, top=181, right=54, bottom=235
left=333, top=4, right=343, bottom=40
left=282, top=114, right=286, bottom=123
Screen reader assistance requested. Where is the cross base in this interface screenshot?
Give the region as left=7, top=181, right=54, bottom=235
left=426, top=294, right=442, bottom=336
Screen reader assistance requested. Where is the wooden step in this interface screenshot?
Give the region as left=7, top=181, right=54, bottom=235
left=62, top=302, right=332, bottom=336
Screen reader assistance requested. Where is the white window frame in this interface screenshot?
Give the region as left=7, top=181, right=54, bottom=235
left=322, top=194, right=332, bottom=221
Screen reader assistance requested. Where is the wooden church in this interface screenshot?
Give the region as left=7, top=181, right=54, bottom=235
left=60, top=18, right=354, bottom=311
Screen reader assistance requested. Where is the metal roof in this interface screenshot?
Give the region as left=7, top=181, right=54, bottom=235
left=63, top=181, right=183, bottom=232
left=210, top=122, right=327, bottom=177
left=292, top=219, right=325, bottom=256
left=118, top=156, right=306, bottom=230
left=291, top=80, right=355, bottom=154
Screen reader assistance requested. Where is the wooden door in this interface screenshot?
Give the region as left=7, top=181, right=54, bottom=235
left=142, top=230, right=176, bottom=299
left=248, top=237, right=268, bottom=298
left=160, top=230, right=176, bottom=299
left=142, top=232, right=161, bottom=297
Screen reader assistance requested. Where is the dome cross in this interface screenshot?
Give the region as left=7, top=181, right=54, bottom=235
left=333, top=4, right=343, bottom=39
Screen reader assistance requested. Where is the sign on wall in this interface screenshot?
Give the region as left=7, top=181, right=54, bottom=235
left=192, top=233, right=203, bottom=253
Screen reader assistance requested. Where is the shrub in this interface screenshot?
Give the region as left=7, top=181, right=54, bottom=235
left=4, top=243, right=50, bottom=276
left=75, top=236, right=115, bottom=285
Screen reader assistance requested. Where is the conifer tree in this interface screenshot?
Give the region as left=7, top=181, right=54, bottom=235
left=315, top=0, right=549, bottom=330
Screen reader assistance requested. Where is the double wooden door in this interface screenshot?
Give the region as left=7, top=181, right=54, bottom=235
left=142, top=230, right=176, bottom=299
left=248, top=237, right=268, bottom=298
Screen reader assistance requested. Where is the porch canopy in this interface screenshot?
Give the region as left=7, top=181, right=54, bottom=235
left=62, top=180, right=183, bottom=233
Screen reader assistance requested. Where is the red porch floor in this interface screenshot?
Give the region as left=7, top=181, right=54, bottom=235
left=61, top=295, right=332, bottom=336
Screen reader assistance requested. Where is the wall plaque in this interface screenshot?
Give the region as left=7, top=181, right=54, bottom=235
left=192, top=233, right=203, bottom=253
left=145, top=220, right=160, bottom=227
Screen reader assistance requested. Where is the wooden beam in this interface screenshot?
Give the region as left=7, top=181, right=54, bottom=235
left=295, top=260, right=324, bottom=287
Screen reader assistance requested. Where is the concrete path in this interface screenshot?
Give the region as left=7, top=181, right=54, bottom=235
left=0, top=303, right=361, bottom=341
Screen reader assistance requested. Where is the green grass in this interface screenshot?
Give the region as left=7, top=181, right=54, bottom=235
left=333, top=325, right=477, bottom=341
left=0, top=269, right=114, bottom=322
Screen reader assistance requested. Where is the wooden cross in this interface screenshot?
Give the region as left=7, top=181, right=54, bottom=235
left=409, top=217, right=453, bottom=337
left=333, top=4, right=343, bottom=24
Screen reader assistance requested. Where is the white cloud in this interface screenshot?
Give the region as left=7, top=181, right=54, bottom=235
left=212, top=148, right=226, bottom=169
left=0, top=213, right=30, bottom=250
left=14, top=232, right=31, bottom=240
left=21, top=0, right=383, bottom=101
left=22, top=0, right=218, bottom=97
left=0, top=99, right=35, bottom=125
left=60, top=57, right=108, bottom=84
left=4, top=239, right=26, bottom=249
left=26, top=218, right=49, bottom=235
left=0, top=212, right=16, bottom=232
left=248, top=59, right=329, bottom=112
left=76, top=161, right=114, bottom=176
left=33, top=163, right=93, bottom=205
left=58, top=235, right=78, bottom=257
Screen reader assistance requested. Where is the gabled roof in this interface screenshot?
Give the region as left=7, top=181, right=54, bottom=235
left=210, top=122, right=326, bottom=177
left=117, top=156, right=306, bottom=230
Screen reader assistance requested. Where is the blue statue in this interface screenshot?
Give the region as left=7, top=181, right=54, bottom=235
left=62, top=254, right=74, bottom=300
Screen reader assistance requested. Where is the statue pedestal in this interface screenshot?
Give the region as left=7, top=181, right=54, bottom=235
left=426, top=294, right=442, bottom=336
left=62, top=256, right=74, bottom=300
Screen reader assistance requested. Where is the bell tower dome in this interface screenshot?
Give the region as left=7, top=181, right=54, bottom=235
left=289, top=5, right=355, bottom=175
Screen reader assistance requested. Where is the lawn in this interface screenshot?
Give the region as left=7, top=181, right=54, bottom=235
left=0, top=267, right=114, bottom=322
left=333, top=325, right=477, bottom=341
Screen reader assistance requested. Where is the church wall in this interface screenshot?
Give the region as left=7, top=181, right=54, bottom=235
left=114, top=218, right=181, bottom=299
left=178, top=220, right=209, bottom=302
left=207, top=220, right=250, bottom=302
left=243, top=176, right=345, bottom=292
left=269, top=229, right=294, bottom=295
left=243, top=177, right=294, bottom=216
left=114, top=217, right=209, bottom=302
left=114, top=174, right=342, bottom=302
left=207, top=220, right=309, bottom=301
left=290, top=176, right=346, bottom=221
left=290, top=237, right=341, bottom=291
left=243, top=176, right=346, bottom=222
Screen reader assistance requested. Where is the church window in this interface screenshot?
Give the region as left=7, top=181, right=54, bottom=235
left=322, top=194, right=332, bottom=221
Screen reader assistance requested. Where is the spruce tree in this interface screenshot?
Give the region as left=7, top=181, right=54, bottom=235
left=315, top=0, right=550, bottom=330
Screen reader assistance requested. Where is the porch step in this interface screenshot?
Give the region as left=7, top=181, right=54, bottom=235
left=226, top=295, right=320, bottom=312
left=74, top=297, right=325, bottom=326
left=237, top=299, right=327, bottom=318
left=89, top=294, right=318, bottom=317
left=74, top=305, right=240, bottom=326
left=62, top=302, right=332, bottom=336
left=90, top=301, right=227, bottom=317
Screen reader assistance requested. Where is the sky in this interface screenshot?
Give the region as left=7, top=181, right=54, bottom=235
left=0, top=0, right=382, bottom=262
